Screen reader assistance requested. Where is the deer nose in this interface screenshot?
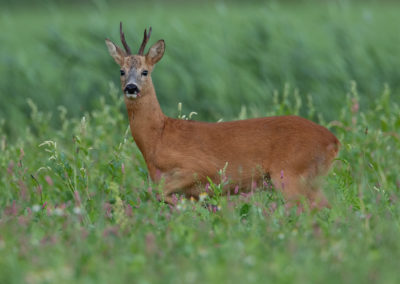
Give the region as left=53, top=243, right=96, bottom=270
left=124, top=83, right=139, bottom=94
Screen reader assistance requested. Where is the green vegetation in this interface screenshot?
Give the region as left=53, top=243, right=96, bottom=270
left=1, top=82, right=400, bottom=283
left=1, top=1, right=400, bottom=283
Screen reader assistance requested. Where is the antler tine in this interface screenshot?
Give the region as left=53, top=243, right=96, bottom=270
left=138, top=27, right=152, bottom=55
left=120, top=22, right=131, bottom=55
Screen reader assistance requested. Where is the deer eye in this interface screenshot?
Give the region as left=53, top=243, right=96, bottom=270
left=141, top=70, right=148, bottom=76
left=120, top=70, right=125, bottom=76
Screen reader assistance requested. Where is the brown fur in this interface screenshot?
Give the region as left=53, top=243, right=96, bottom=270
left=105, top=30, right=340, bottom=208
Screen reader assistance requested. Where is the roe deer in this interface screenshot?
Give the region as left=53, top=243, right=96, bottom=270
left=105, top=23, right=340, bottom=208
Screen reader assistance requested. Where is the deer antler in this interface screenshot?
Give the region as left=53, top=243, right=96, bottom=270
left=138, top=27, right=152, bottom=55
left=120, top=22, right=131, bottom=55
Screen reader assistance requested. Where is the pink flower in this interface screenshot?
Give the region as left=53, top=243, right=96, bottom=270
left=7, top=161, right=14, bottom=175
left=172, top=194, right=178, bottom=205
left=103, top=202, right=112, bottom=218
left=45, top=176, right=53, bottom=186
left=269, top=202, right=277, bottom=214
left=74, top=191, right=81, bottom=207
left=351, top=98, right=359, bottom=113
left=4, top=201, right=18, bottom=216
left=125, top=204, right=133, bottom=217
left=135, top=197, right=141, bottom=208
left=18, top=180, right=28, bottom=201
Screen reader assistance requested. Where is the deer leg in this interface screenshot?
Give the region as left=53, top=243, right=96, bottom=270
left=306, top=186, right=330, bottom=209
left=270, top=171, right=303, bottom=206
left=301, top=168, right=331, bottom=209
left=271, top=170, right=330, bottom=209
left=158, top=168, right=197, bottom=205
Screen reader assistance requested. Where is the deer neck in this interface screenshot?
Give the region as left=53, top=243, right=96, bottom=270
left=124, top=80, right=165, bottom=165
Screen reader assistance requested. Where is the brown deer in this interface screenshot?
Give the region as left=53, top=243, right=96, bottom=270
left=105, top=23, right=340, bottom=208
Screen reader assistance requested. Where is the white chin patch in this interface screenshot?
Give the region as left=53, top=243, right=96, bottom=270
left=125, top=93, right=138, bottom=99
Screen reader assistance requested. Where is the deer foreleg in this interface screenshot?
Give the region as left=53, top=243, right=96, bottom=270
left=158, top=168, right=198, bottom=205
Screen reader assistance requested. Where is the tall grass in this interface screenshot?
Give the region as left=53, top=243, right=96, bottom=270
left=1, top=1, right=400, bottom=137
left=1, top=1, right=400, bottom=282
left=0, top=81, right=399, bottom=283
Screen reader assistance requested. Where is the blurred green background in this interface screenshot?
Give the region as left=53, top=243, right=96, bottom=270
left=1, top=1, right=400, bottom=283
left=1, top=0, right=399, bottom=136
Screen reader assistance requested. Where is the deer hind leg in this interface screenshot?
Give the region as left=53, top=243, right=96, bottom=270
left=300, top=147, right=337, bottom=209
left=306, top=185, right=330, bottom=209
left=270, top=170, right=329, bottom=209
left=270, top=171, right=303, bottom=207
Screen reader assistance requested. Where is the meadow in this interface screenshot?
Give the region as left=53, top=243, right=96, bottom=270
left=1, top=1, right=400, bottom=283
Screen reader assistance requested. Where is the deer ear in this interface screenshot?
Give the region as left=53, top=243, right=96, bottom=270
left=146, top=40, right=165, bottom=65
left=105, top=39, right=125, bottom=66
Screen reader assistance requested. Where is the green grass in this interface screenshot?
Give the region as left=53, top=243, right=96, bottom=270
left=1, top=1, right=400, bottom=137
left=1, top=1, right=400, bottom=283
left=1, top=81, right=400, bottom=283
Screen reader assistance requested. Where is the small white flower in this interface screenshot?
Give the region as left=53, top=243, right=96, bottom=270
left=244, top=256, right=255, bottom=266
left=53, top=208, right=64, bottom=216
left=278, top=233, right=285, bottom=240
left=73, top=207, right=82, bottom=215
left=176, top=199, right=187, bottom=211
left=32, top=204, right=41, bottom=212
left=199, top=192, right=208, bottom=202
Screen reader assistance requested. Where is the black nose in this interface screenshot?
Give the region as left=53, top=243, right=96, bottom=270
left=124, top=83, right=139, bottom=94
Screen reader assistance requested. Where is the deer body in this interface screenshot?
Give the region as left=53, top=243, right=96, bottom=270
left=106, top=24, right=340, bottom=207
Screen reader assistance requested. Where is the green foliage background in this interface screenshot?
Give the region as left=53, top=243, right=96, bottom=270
left=1, top=1, right=400, bottom=283
left=1, top=0, right=400, bottom=136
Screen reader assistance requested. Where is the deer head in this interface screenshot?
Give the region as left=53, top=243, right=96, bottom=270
left=105, top=22, right=165, bottom=99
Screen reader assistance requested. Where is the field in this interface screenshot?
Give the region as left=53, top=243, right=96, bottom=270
left=1, top=1, right=400, bottom=283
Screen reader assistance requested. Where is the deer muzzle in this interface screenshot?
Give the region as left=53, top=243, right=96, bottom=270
left=124, top=83, right=140, bottom=98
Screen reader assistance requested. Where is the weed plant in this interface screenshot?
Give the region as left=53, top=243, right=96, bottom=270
left=0, top=82, right=399, bottom=283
